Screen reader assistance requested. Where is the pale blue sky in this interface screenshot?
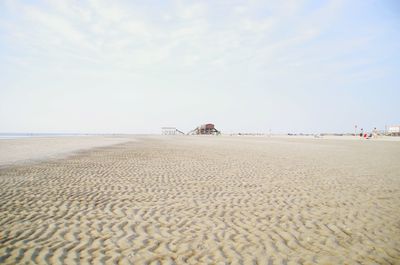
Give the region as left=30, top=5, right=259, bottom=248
left=0, top=0, right=399, bottom=134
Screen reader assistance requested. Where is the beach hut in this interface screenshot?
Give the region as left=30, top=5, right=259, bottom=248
left=387, top=125, right=400, bottom=136
left=188, top=123, right=220, bottom=135
left=161, top=127, right=184, bottom=135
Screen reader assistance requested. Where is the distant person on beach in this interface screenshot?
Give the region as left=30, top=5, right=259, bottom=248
left=373, top=127, right=378, bottom=138
left=360, top=128, right=364, bottom=137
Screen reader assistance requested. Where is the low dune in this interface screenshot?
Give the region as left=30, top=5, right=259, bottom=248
left=0, top=136, right=399, bottom=264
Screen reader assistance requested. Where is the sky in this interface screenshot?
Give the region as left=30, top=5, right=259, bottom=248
left=0, top=0, right=399, bottom=134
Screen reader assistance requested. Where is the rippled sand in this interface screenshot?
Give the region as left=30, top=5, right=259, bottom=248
left=1, top=136, right=399, bottom=264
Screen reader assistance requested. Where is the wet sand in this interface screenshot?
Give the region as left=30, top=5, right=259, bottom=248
left=0, top=136, right=132, bottom=167
left=0, top=136, right=399, bottom=264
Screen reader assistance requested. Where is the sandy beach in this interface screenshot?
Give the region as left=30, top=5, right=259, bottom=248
left=0, top=136, right=399, bottom=264
left=0, top=136, right=133, bottom=167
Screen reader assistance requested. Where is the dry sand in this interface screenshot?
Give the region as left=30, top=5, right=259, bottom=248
left=0, top=136, right=399, bottom=264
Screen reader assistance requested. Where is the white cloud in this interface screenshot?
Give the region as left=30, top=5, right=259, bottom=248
left=177, top=2, right=207, bottom=20
left=2, top=1, right=330, bottom=72
left=241, top=18, right=275, bottom=33
left=1, top=0, right=398, bottom=133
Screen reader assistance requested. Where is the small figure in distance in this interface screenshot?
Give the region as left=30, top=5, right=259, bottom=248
left=360, top=128, right=364, bottom=137
left=373, top=127, right=378, bottom=139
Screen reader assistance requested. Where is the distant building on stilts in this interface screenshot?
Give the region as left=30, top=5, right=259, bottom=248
left=188, top=123, right=220, bottom=135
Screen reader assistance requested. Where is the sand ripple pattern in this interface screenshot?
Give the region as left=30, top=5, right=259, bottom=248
left=1, top=137, right=400, bottom=264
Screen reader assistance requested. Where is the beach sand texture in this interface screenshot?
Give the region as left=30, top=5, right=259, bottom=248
left=0, top=136, right=132, bottom=167
left=0, top=136, right=399, bottom=264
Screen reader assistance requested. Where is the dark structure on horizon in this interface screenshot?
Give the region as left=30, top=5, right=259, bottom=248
left=188, top=123, right=220, bottom=135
